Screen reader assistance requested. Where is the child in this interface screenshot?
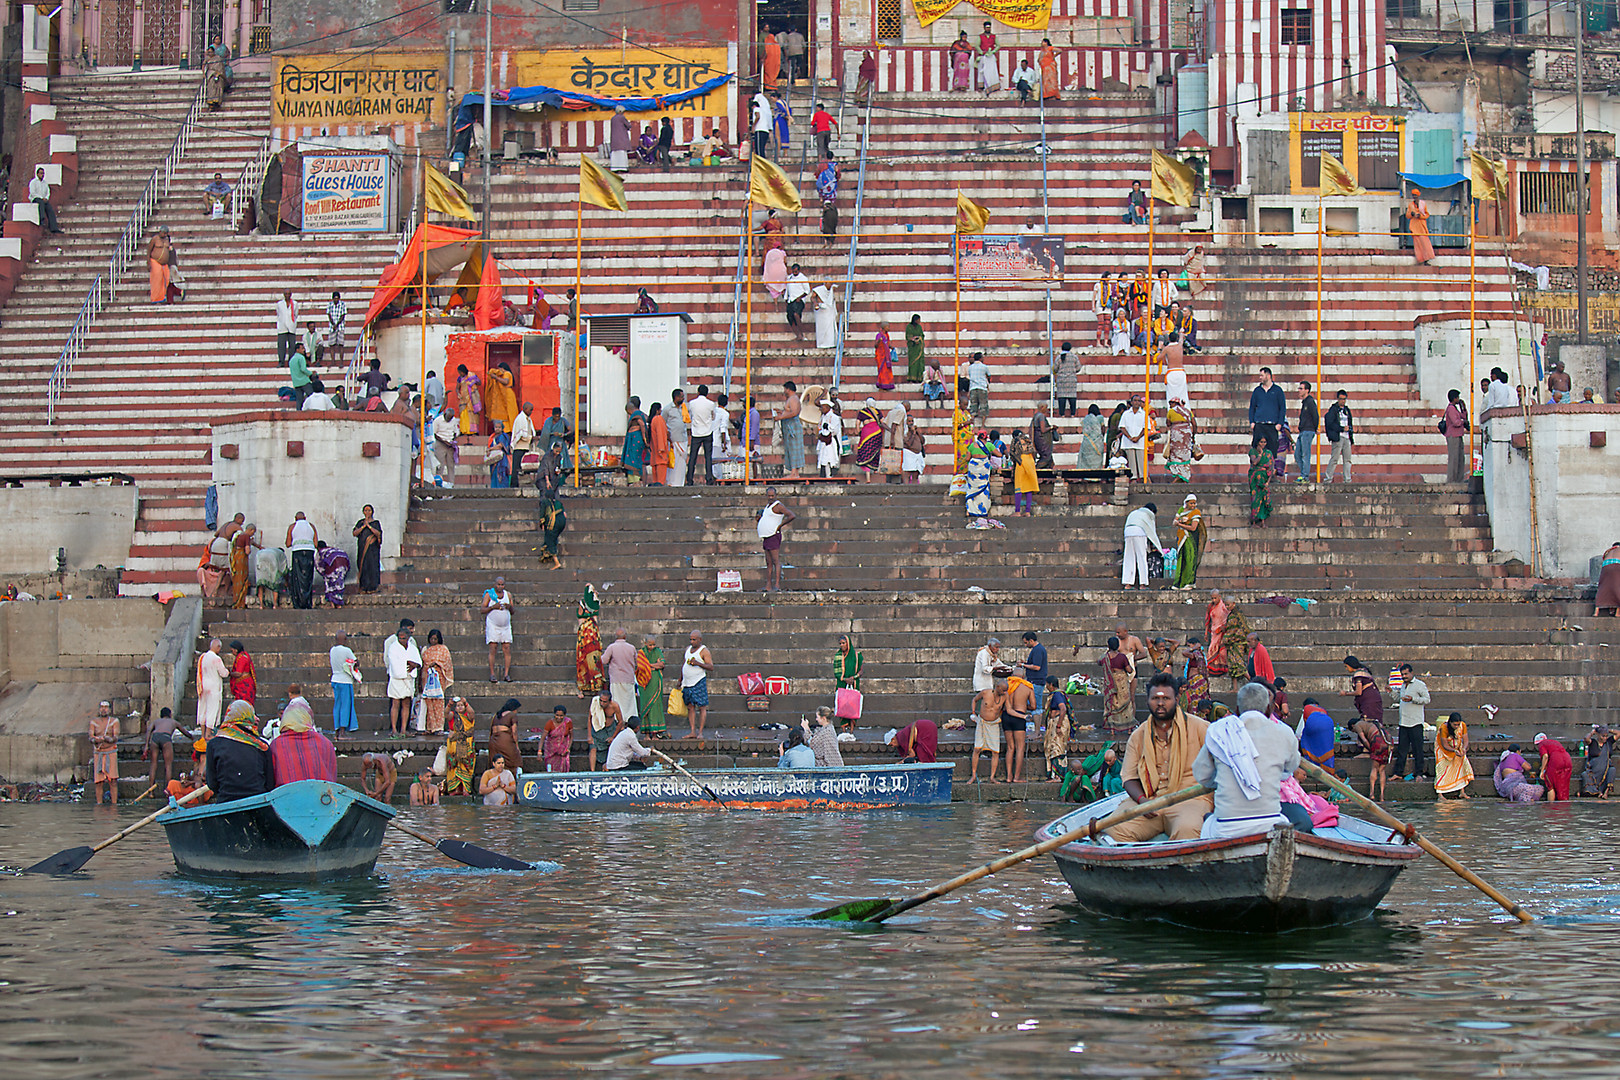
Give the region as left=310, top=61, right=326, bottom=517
left=969, top=678, right=1006, bottom=783
left=1351, top=717, right=1391, bottom=801
left=1011, top=430, right=1038, bottom=517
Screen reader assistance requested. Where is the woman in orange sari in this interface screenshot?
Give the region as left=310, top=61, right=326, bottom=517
left=1406, top=188, right=1434, bottom=264
left=147, top=228, right=172, bottom=303
left=230, top=524, right=260, bottom=610
left=1039, top=39, right=1060, bottom=101
left=648, top=401, right=670, bottom=485
left=484, top=362, right=518, bottom=434
left=762, top=31, right=781, bottom=91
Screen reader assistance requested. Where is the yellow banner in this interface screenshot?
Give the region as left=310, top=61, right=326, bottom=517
left=913, top=0, right=1052, bottom=31
left=1150, top=150, right=1196, bottom=207
left=273, top=53, right=444, bottom=126
left=511, top=48, right=730, bottom=121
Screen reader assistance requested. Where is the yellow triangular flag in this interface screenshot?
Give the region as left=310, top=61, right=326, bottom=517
left=955, top=190, right=991, bottom=234
left=1470, top=151, right=1509, bottom=202
left=579, top=155, right=628, bottom=212
left=1150, top=149, right=1196, bottom=207
left=425, top=164, right=478, bottom=221
left=749, top=155, right=803, bottom=212
left=1319, top=152, right=1366, bottom=197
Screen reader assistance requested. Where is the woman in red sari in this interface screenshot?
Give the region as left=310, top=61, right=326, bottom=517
left=1204, top=589, right=1231, bottom=676
left=576, top=584, right=604, bottom=698
left=227, top=640, right=257, bottom=707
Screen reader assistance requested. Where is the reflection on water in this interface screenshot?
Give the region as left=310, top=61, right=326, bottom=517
left=3, top=800, right=1619, bottom=1078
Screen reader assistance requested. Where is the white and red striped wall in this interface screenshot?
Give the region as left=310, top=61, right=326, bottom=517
left=1206, top=0, right=1393, bottom=149
left=852, top=43, right=1181, bottom=95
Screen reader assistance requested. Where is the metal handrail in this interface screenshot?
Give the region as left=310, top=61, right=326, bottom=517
left=233, top=135, right=273, bottom=227
left=47, top=79, right=208, bottom=425
left=830, top=92, right=873, bottom=390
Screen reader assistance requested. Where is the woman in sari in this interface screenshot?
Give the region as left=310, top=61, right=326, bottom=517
left=543, top=712, right=573, bottom=772
left=352, top=505, right=383, bottom=593
left=1203, top=589, right=1231, bottom=675
left=202, top=53, right=226, bottom=109
left=455, top=365, right=482, bottom=434
left=953, top=406, right=974, bottom=473
left=147, top=228, right=172, bottom=304
left=763, top=247, right=789, bottom=299
left=637, top=634, right=666, bottom=738
left=1494, top=745, right=1545, bottom=802
left=772, top=95, right=792, bottom=150
left=1073, top=404, right=1104, bottom=469
left=904, top=315, right=926, bottom=383
left=484, top=362, right=517, bottom=434
left=538, top=445, right=567, bottom=569
left=576, top=584, right=604, bottom=697
left=854, top=399, right=884, bottom=478
left=230, top=523, right=260, bottom=609
left=648, top=402, right=669, bottom=485
left=875, top=330, right=895, bottom=391
left=1176, top=637, right=1210, bottom=715
left=1180, top=244, right=1207, bottom=296
left=1248, top=438, right=1274, bottom=525
left=1164, top=397, right=1198, bottom=482
left=444, top=696, right=477, bottom=796
left=1222, top=607, right=1253, bottom=687
left=489, top=698, right=524, bottom=774
left=1104, top=402, right=1126, bottom=462
left=621, top=409, right=647, bottom=484
left=762, top=31, right=781, bottom=90
left=1100, top=638, right=1135, bottom=729
left=948, top=32, right=974, bottom=91
left=1536, top=733, right=1574, bottom=800
left=834, top=634, right=863, bottom=691
left=964, top=437, right=993, bottom=524
left=1172, top=495, right=1207, bottom=589
left=1582, top=727, right=1617, bottom=797
left=420, top=629, right=454, bottom=735
left=759, top=209, right=785, bottom=256
left=485, top=428, right=512, bottom=488
left=1039, top=38, right=1061, bottom=101
left=316, top=540, right=350, bottom=606
left=227, top=640, right=257, bottom=707
left=1435, top=712, right=1473, bottom=797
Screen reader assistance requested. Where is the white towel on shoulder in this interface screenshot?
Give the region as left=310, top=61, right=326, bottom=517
left=1206, top=715, right=1263, bottom=800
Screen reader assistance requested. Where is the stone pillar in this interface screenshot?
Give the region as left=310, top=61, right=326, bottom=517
left=180, top=0, right=192, bottom=69
left=132, top=0, right=145, bottom=71
left=1560, top=343, right=1608, bottom=402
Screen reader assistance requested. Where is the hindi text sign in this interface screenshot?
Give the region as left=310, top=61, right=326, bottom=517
left=511, top=48, right=730, bottom=120
left=273, top=53, right=444, bottom=127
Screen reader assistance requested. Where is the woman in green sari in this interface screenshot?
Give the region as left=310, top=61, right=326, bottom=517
left=905, top=315, right=926, bottom=382
left=637, top=633, right=666, bottom=738
left=834, top=633, right=863, bottom=690
left=1171, top=494, right=1207, bottom=589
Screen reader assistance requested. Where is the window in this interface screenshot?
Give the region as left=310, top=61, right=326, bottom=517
left=876, top=0, right=903, bottom=41
left=1519, top=171, right=1586, bottom=215
left=562, top=0, right=600, bottom=10
left=1281, top=8, right=1312, bottom=45
left=1386, top=0, right=1422, bottom=17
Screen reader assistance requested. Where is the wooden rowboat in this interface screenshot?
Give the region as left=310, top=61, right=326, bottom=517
left=516, top=762, right=954, bottom=811
left=1035, top=793, right=1422, bottom=932
left=159, top=780, right=396, bottom=881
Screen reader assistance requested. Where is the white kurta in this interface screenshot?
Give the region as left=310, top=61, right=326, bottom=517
left=813, top=285, right=839, bottom=349
left=196, top=649, right=228, bottom=734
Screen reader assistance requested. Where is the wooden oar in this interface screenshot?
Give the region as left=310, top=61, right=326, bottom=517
left=1298, top=760, right=1533, bottom=924
left=386, top=820, right=535, bottom=871
left=652, top=748, right=729, bottom=811
left=810, top=782, right=1213, bottom=923
left=132, top=783, right=159, bottom=802
left=25, top=786, right=212, bottom=875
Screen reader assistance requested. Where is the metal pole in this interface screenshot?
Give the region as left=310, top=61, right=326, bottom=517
left=1575, top=0, right=1589, bottom=344
left=573, top=197, right=582, bottom=488
left=1316, top=193, right=1323, bottom=481
left=481, top=0, right=492, bottom=239
left=954, top=234, right=961, bottom=420
left=1041, top=83, right=1053, bottom=412
left=1145, top=195, right=1153, bottom=408
left=1469, top=196, right=1478, bottom=470
left=746, top=203, right=754, bottom=483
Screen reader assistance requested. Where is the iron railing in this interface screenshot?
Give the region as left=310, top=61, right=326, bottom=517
left=47, top=79, right=208, bottom=425
left=233, top=134, right=273, bottom=227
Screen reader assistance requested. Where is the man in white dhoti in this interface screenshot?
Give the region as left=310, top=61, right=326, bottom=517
left=195, top=638, right=228, bottom=736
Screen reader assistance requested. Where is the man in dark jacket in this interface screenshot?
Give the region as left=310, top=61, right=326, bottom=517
left=1248, top=366, right=1286, bottom=453
left=1324, top=389, right=1354, bottom=482
left=1295, top=381, right=1319, bottom=480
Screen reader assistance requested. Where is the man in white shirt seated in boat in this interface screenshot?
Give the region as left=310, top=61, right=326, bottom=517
left=1191, top=681, right=1301, bottom=839
left=606, top=716, right=654, bottom=771
left=1108, top=672, right=1212, bottom=842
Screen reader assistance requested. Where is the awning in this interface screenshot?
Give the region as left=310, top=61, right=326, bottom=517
left=1397, top=172, right=1468, bottom=189
left=364, top=223, right=481, bottom=328
left=453, top=72, right=734, bottom=130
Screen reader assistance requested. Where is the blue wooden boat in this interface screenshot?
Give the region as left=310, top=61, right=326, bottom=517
left=1035, top=794, right=1422, bottom=932
left=516, top=762, right=955, bottom=811
left=159, top=780, right=396, bottom=880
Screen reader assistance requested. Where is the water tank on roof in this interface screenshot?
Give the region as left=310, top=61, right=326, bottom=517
left=1177, top=64, right=1208, bottom=142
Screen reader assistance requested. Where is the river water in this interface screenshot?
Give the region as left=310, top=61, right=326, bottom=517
left=3, top=799, right=1618, bottom=1079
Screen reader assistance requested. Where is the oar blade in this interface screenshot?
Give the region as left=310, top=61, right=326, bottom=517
left=807, top=897, right=896, bottom=923
left=435, top=839, right=534, bottom=872
left=24, top=846, right=95, bottom=876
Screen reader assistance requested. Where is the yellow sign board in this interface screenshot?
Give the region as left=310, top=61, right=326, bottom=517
left=1289, top=112, right=1404, bottom=194
left=912, top=0, right=1052, bottom=32
left=511, top=48, right=731, bottom=121
left=273, top=53, right=445, bottom=126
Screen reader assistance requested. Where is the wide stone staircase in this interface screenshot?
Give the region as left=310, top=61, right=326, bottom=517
left=162, top=483, right=1610, bottom=801
left=0, top=70, right=406, bottom=594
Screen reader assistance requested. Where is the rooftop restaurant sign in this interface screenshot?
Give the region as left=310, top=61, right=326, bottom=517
left=274, top=53, right=444, bottom=126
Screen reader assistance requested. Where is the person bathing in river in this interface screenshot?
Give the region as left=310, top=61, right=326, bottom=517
left=410, top=769, right=441, bottom=805
left=1191, top=682, right=1300, bottom=839
left=361, top=752, right=397, bottom=803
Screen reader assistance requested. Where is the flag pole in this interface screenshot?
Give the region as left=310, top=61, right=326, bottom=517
left=953, top=228, right=961, bottom=421
left=1468, top=195, right=1477, bottom=472
left=1315, top=192, right=1323, bottom=482
left=745, top=200, right=754, bottom=485
left=418, top=158, right=428, bottom=487
left=574, top=195, right=582, bottom=488
left=1145, top=194, right=1153, bottom=408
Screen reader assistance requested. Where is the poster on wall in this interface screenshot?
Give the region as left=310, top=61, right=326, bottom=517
left=912, top=0, right=1053, bottom=31
left=511, top=48, right=731, bottom=119
left=302, top=152, right=391, bottom=233
left=1291, top=113, right=1404, bottom=193
left=273, top=53, right=444, bottom=126
left=956, top=234, right=1064, bottom=288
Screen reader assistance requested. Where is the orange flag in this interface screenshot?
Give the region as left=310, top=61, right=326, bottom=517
left=473, top=255, right=504, bottom=330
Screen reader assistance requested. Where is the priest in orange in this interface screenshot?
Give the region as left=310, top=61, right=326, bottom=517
left=1406, top=188, right=1435, bottom=264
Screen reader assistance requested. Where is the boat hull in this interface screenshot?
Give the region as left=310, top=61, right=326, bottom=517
left=160, top=780, right=396, bottom=881
left=516, top=762, right=955, bottom=811
left=1038, top=796, right=1421, bottom=932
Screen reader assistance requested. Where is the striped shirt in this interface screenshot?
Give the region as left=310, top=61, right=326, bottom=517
left=270, top=730, right=338, bottom=785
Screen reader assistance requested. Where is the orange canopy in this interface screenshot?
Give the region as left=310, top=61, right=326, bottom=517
left=473, top=254, right=505, bottom=330
left=363, top=223, right=481, bottom=327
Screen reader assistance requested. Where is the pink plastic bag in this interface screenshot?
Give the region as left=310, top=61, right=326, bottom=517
left=834, top=687, right=863, bottom=720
